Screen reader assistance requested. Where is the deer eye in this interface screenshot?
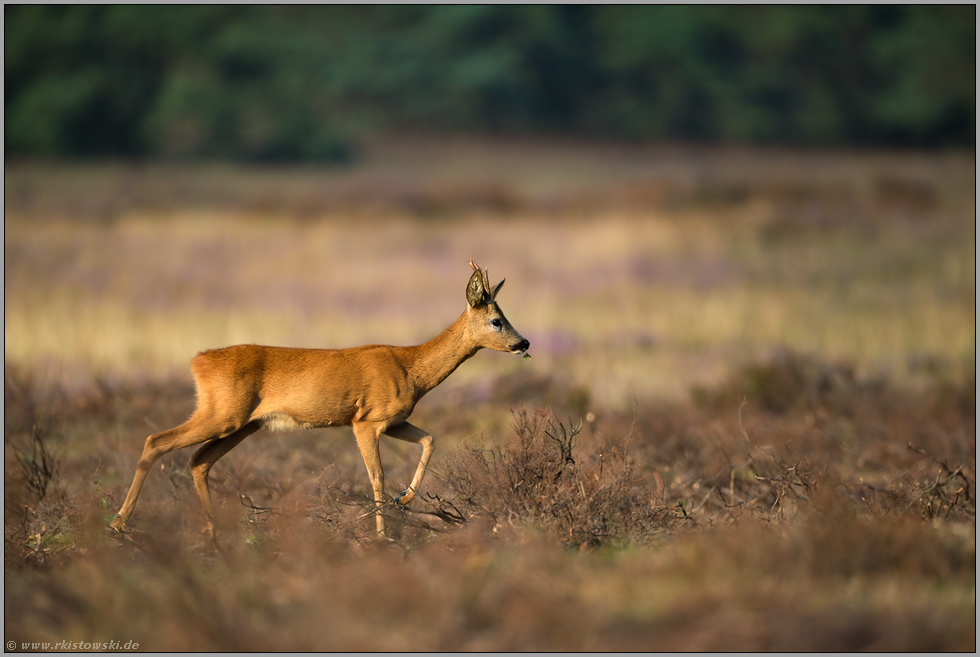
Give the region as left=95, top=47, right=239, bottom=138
left=490, top=319, right=502, bottom=329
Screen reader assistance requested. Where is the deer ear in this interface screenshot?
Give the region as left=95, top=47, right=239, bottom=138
left=490, top=278, right=505, bottom=301
left=466, top=269, right=487, bottom=308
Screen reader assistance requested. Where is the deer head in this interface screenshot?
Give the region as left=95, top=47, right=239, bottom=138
left=465, top=258, right=529, bottom=355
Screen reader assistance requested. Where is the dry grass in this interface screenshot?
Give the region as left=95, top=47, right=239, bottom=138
left=4, top=358, right=974, bottom=651
left=5, top=140, right=975, bottom=404
left=4, top=140, right=976, bottom=650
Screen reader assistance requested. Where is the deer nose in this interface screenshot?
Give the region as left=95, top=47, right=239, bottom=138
left=511, top=338, right=530, bottom=353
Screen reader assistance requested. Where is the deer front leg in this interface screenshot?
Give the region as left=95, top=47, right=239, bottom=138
left=353, top=421, right=387, bottom=536
left=384, top=421, right=434, bottom=506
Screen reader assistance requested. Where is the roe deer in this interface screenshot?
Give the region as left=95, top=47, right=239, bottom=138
left=110, top=259, right=529, bottom=537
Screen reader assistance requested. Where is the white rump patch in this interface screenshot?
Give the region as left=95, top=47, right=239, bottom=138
left=261, top=412, right=314, bottom=432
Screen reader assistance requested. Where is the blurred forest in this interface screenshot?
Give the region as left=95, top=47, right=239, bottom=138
left=5, top=5, right=975, bottom=161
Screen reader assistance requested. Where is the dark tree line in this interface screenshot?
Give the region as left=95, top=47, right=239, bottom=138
left=5, top=5, right=975, bottom=161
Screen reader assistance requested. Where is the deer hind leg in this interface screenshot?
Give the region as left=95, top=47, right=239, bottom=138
left=353, top=421, right=387, bottom=536
left=110, top=414, right=226, bottom=532
left=189, top=421, right=261, bottom=537
left=384, top=421, right=434, bottom=506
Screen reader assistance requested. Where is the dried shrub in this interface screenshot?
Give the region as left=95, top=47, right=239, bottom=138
left=636, top=406, right=821, bottom=527
left=17, top=423, right=59, bottom=502
left=900, top=443, right=975, bottom=522
left=638, top=347, right=976, bottom=531
left=4, top=418, right=76, bottom=570
left=442, top=408, right=674, bottom=548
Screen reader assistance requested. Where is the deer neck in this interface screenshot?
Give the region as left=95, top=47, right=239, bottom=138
left=408, top=311, right=480, bottom=398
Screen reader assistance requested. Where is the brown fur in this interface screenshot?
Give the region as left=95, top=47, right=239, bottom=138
left=110, top=260, right=528, bottom=536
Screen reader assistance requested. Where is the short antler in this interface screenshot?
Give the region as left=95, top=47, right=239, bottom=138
left=468, top=257, right=492, bottom=298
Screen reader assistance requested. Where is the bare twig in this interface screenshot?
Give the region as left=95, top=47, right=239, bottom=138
left=239, top=492, right=277, bottom=523
left=18, top=423, right=59, bottom=502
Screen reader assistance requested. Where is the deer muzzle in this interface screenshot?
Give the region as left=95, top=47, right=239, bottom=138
left=510, top=338, right=530, bottom=355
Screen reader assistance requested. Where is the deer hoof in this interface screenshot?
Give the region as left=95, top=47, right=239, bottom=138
left=394, top=490, right=413, bottom=505
left=107, top=519, right=132, bottom=538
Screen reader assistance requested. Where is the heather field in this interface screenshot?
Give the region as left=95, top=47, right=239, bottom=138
left=4, top=139, right=976, bottom=651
